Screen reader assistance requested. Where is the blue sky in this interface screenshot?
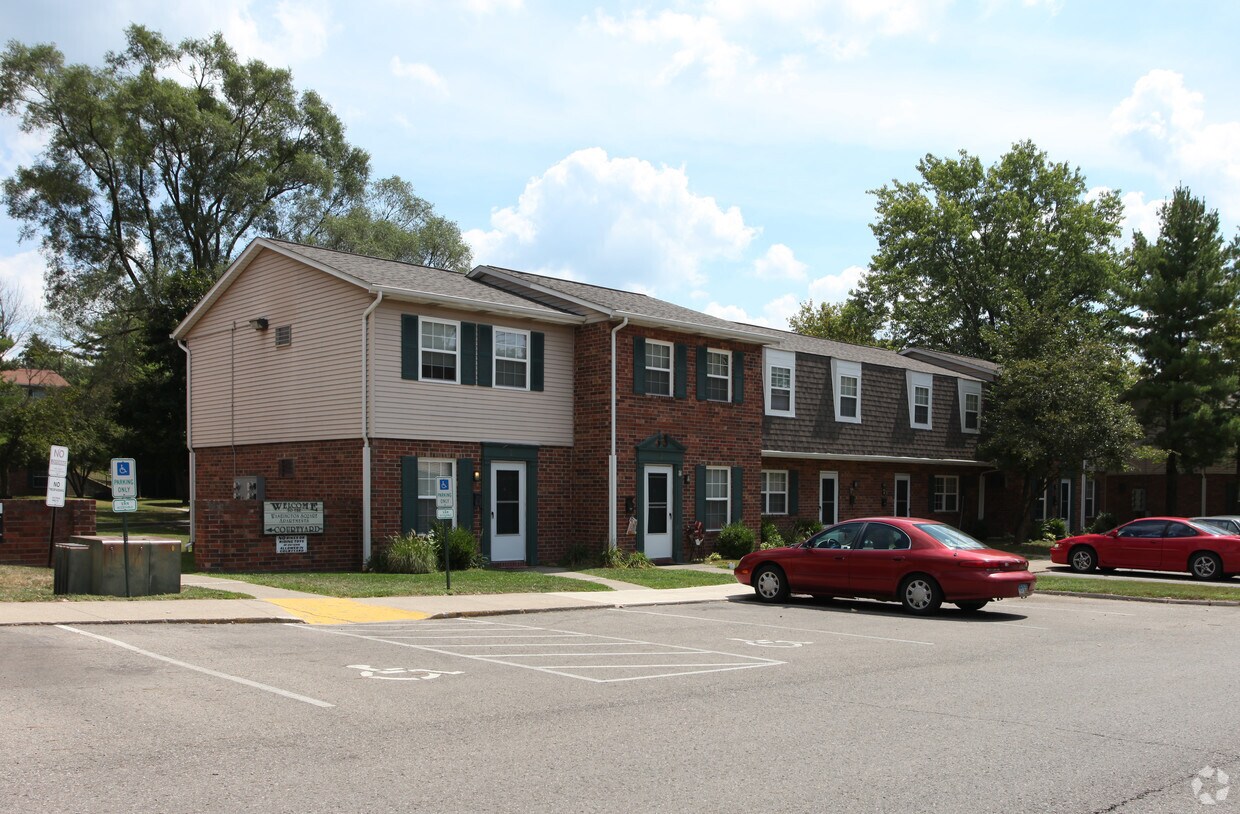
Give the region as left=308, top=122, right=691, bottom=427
left=2, top=0, right=1239, bottom=331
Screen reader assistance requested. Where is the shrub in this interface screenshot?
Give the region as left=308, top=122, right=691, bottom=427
left=599, top=547, right=654, bottom=568
left=1037, top=518, right=1069, bottom=542
left=792, top=518, right=824, bottom=543
left=600, top=546, right=628, bottom=568
left=624, top=551, right=654, bottom=569
left=760, top=521, right=786, bottom=549
left=432, top=523, right=482, bottom=570
left=370, top=531, right=438, bottom=574
left=1088, top=512, right=1118, bottom=534
left=559, top=543, right=596, bottom=569
left=715, top=521, right=756, bottom=559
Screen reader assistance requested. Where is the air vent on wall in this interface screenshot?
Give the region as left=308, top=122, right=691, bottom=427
left=275, top=325, right=292, bottom=347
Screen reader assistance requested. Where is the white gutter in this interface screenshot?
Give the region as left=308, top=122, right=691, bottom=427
left=367, top=285, right=583, bottom=324
left=608, top=317, right=629, bottom=550
left=178, top=340, right=195, bottom=548
left=762, top=450, right=994, bottom=467
left=360, top=292, right=384, bottom=567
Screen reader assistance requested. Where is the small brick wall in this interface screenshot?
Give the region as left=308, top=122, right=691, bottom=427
left=0, top=498, right=97, bottom=566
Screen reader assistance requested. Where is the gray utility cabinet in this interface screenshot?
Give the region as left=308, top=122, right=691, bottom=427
left=66, top=536, right=182, bottom=597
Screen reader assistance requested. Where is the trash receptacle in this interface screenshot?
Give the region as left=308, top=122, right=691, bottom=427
left=53, top=543, right=91, bottom=595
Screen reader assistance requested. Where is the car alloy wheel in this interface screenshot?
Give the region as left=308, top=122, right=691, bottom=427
left=900, top=575, right=942, bottom=615
left=1069, top=547, right=1096, bottom=573
left=753, top=565, right=789, bottom=602
left=1189, top=552, right=1222, bottom=581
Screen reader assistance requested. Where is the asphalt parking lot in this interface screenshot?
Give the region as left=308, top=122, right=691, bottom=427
left=3, top=594, right=1237, bottom=813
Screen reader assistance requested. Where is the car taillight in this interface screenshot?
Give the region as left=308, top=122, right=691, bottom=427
left=957, top=560, right=995, bottom=568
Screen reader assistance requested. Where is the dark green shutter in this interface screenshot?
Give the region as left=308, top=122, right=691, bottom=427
left=732, top=350, right=744, bottom=404
left=674, top=343, right=687, bottom=399
left=788, top=471, right=799, bottom=515
left=531, top=332, right=544, bottom=391
left=633, top=336, right=646, bottom=394
left=456, top=458, right=473, bottom=529
left=401, top=456, right=420, bottom=534
left=929, top=474, right=936, bottom=513
left=400, top=315, right=419, bottom=380
left=461, top=323, right=477, bottom=385
left=695, top=465, right=706, bottom=524
left=477, top=324, right=493, bottom=387
left=696, top=346, right=708, bottom=400
left=731, top=467, right=743, bottom=523
left=1227, top=482, right=1238, bottom=513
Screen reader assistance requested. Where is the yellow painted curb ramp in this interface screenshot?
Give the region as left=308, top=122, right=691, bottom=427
left=266, top=598, right=430, bottom=625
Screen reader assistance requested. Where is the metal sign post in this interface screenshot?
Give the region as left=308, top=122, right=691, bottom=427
left=45, top=445, right=69, bottom=567
left=436, top=477, right=453, bottom=591
left=111, top=458, right=138, bottom=598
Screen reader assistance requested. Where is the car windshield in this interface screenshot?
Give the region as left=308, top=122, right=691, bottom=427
left=916, top=523, right=988, bottom=550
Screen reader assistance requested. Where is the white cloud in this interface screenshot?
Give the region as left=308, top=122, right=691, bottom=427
left=0, top=251, right=47, bottom=321
left=704, top=292, right=798, bottom=328
left=465, top=148, right=757, bottom=294
left=463, top=0, right=524, bottom=13
left=222, top=0, right=331, bottom=65
left=594, top=9, right=755, bottom=83
left=1119, top=190, right=1165, bottom=242
left=808, top=264, right=866, bottom=303
left=0, top=122, right=48, bottom=178
left=753, top=243, right=808, bottom=280
left=390, top=57, right=448, bottom=94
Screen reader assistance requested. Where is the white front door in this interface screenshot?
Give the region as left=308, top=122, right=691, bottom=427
left=644, top=465, right=673, bottom=560
left=490, top=461, right=526, bottom=562
left=820, top=471, right=838, bottom=525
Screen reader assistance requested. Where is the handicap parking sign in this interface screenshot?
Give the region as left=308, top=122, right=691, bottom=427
left=117, top=461, right=130, bottom=476
left=437, top=477, right=451, bottom=493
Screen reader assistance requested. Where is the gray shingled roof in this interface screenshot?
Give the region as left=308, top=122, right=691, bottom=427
left=267, top=240, right=574, bottom=317
left=899, top=346, right=1000, bottom=374
left=746, top=326, right=981, bottom=379
left=471, top=265, right=777, bottom=340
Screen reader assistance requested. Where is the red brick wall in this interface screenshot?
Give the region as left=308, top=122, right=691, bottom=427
left=1103, top=473, right=1239, bottom=524
left=0, top=498, right=97, bottom=566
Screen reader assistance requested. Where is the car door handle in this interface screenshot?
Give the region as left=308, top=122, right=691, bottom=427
left=892, top=556, right=905, bottom=562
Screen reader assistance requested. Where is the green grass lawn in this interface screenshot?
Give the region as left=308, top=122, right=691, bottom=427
left=1036, top=574, right=1240, bottom=601
left=577, top=567, right=738, bottom=588
left=986, top=539, right=1054, bottom=558
left=94, top=498, right=190, bottom=546
left=221, top=568, right=614, bottom=597
left=0, top=565, right=248, bottom=602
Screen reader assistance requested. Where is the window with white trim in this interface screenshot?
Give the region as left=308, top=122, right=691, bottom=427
left=761, top=470, right=788, bottom=515
left=1083, top=478, right=1097, bottom=519
left=645, top=340, right=672, bottom=396
left=706, top=349, right=731, bottom=401
left=906, top=371, right=933, bottom=429
left=494, top=327, right=529, bottom=390
left=933, top=475, right=959, bottom=513
left=704, top=467, right=730, bottom=530
left=958, top=379, right=982, bottom=433
left=831, top=359, right=862, bottom=424
left=764, top=348, right=795, bottom=416
left=417, top=459, right=455, bottom=530
left=420, top=318, right=459, bottom=382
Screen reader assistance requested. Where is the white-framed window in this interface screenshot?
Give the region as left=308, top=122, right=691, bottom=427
left=958, top=379, right=982, bottom=433
left=417, top=459, right=455, bottom=529
left=494, top=327, right=529, bottom=390
left=1131, top=487, right=1146, bottom=512
left=761, top=470, right=788, bottom=515
left=704, top=466, right=730, bottom=530
left=764, top=348, right=795, bottom=417
left=893, top=473, right=911, bottom=517
left=933, top=475, right=959, bottom=513
left=1083, top=478, right=1097, bottom=518
left=706, top=348, right=731, bottom=401
left=645, top=339, right=673, bottom=397
left=906, top=371, right=933, bottom=430
left=420, top=318, right=459, bottom=383
left=831, top=359, right=862, bottom=424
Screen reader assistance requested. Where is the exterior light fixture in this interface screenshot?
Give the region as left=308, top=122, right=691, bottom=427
left=249, top=318, right=269, bottom=331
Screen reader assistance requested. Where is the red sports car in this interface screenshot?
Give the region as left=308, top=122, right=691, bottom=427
left=733, top=517, right=1034, bottom=614
left=1050, top=516, right=1240, bottom=580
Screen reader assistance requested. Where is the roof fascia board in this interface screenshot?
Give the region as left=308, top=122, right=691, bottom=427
left=615, top=311, right=780, bottom=345
left=369, top=285, right=584, bottom=325
left=898, top=347, right=995, bottom=376
left=762, top=449, right=993, bottom=467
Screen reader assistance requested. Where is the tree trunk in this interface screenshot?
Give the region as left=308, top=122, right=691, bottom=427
left=1166, top=451, right=1179, bottom=515
left=1013, top=474, right=1041, bottom=543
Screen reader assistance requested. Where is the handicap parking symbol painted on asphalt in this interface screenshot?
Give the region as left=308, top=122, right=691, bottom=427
left=347, top=664, right=464, bottom=681
left=727, top=639, right=812, bottom=648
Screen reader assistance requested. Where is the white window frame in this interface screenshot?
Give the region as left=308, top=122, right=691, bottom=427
left=831, top=359, right=862, bottom=424
left=493, top=326, right=530, bottom=391
left=1083, top=477, right=1097, bottom=519
left=893, top=473, right=911, bottom=517
left=906, top=371, right=933, bottom=430
left=645, top=339, right=673, bottom=397
left=958, top=379, right=982, bottom=434
left=761, top=470, right=788, bottom=515
left=417, top=459, right=456, bottom=528
left=705, top=466, right=731, bottom=531
left=933, top=475, right=959, bottom=513
left=420, top=317, right=460, bottom=384
left=820, top=471, right=839, bottom=525
left=763, top=349, right=795, bottom=417
left=705, top=348, right=732, bottom=402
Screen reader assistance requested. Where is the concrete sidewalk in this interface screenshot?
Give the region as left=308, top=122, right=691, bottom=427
left=0, top=568, right=752, bottom=626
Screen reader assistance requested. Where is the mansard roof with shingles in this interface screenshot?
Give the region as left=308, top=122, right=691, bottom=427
left=747, top=326, right=983, bottom=380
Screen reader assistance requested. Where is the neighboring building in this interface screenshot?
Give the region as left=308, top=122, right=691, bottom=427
left=2, top=368, right=71, bottom=496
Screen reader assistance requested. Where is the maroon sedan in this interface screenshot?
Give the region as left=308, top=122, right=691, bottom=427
left=734, top=517, right=1034, bottom=614
left=1051, top=516, right=1240, bottom=580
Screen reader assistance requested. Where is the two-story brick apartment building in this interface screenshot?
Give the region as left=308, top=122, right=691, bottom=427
left=173, top=239, right=780, bottom=570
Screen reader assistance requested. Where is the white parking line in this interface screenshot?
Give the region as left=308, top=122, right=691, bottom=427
left=290, top=618, right=783, bottom=683
left=613, top=608, right=937, bottom=645
left=56, top=625, right=334, bottom=708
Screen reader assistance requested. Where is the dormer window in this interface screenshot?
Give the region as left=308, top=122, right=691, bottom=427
left=906, top=371, right=933, bottom=430
left=831, top=359, right=862, bottom=424
left=958, top=380, right=982, bottom=434
left=764, top=349, right=795, bottom=417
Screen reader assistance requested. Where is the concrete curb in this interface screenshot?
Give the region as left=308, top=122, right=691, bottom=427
left=1036, top=589, right=1240, bottom=607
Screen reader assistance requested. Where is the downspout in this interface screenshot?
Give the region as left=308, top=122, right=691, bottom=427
left=360, top=292, right=384, bottom=567
left=178, top=340, right=194, bottom=549
left=609, top=316, right=629, bottom=550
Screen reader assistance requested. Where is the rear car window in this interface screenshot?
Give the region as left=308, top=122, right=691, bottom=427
left=915, top=524, right=986, bottom=550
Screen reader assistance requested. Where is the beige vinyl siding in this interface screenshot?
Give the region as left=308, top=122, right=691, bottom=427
left=186, top=249, right=370, bottom=447
left=371, top=302, right=574, bottom=446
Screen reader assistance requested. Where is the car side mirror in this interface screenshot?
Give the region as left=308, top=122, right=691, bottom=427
left=1107, top=529, right=1119, bottom=538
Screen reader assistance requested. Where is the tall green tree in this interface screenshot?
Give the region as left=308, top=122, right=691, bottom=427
left=1122, top=186, right=1240, bottom=513
left=855, top=140, right=1124, bottom=359
left=787, top=298, right=891, bottom=348
left=980, top=310, right=1142, bottom=541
